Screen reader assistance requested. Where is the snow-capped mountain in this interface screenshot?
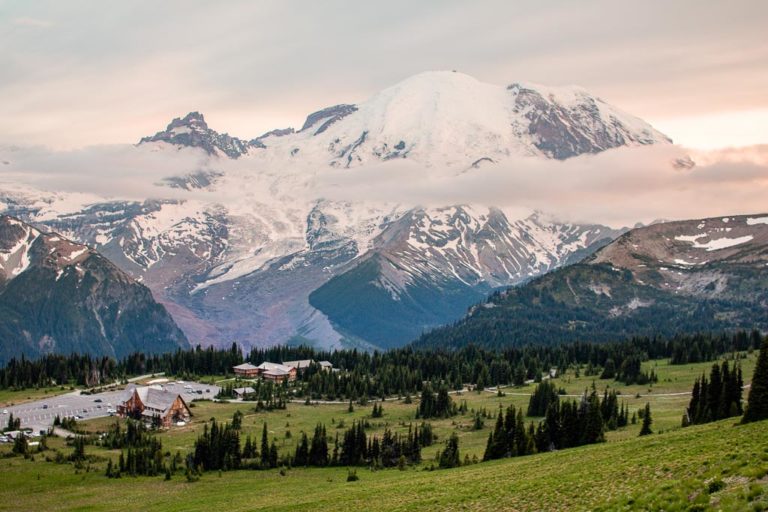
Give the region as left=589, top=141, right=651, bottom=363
left=0, top=71, right=670, bottom=351
left=0, top=215, right=188, bottom=360
left=229, top=71, right=669, bottom=169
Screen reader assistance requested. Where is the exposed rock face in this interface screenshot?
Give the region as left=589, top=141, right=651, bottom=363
left=508, top=84, right=671, bottom=159
left=300, top=104, right=358, bottom=134
left=250, top=127, right=295, bottom=147
left=139, top=112, right=258, bottom=158
left=0, top=215, right=188, bottom=360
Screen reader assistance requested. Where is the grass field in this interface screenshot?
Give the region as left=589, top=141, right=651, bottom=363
left=0, top=385, right=76, bottom=408
left=0, top=353, right=762, bottom=511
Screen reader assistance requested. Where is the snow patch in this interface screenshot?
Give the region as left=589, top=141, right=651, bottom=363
left=675, top=233, right=753, bottom=251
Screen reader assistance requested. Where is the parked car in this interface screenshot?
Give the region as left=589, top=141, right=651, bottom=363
left=2, top=409, right=7, bottom=415
left=42, top=404, right=48, bottom=409
left=93, top=398, right=102, bottom=403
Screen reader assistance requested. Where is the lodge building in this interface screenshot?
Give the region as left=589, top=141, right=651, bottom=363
left=117, top=385, right=192, bottom=428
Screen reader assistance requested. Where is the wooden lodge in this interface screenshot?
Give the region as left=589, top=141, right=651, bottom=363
left=233, top=362, right=260, bottom=378
left=117, top=385, right=191, bottom=428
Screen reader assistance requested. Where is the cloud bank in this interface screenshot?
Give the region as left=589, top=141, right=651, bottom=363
left=1, top=142, right=766, bottom=227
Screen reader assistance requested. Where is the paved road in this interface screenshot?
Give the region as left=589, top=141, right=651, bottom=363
left=1, top=380, right=219, bottom=434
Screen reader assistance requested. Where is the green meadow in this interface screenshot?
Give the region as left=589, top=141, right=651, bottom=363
left=0, top=353, right=763, bottom=511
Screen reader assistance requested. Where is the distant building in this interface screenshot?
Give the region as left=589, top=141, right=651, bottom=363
left=318, top=361, right=333, bottom=371
left=233, top=362, right=260, bottom=378
left=263, top=368, right=292, bottom=383
left=117, top=385, right=191, bottom=428
left=256, top=362, right=297, bottom=382
left=282, top=359, right=314, bottom=371
left=234, top=386, right=255, bottom=398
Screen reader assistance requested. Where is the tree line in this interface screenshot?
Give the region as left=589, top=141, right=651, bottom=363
left=1, top=331, right=763, bottom=403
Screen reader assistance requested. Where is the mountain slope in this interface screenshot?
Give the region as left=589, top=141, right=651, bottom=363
left=310, top=206, right=621, bottom=347
left=0, top=215, right=188, bottom=361
left=413, top=213, right=768, bottom=350
left=1, top=71, right=672, bottom=350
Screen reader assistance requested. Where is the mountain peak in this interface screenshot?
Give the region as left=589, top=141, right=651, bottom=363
left=170, top=111, right=208, bottom=128
left=139, top=111, right=257, bottom=159
left=281, top=70, right=670, bottom=166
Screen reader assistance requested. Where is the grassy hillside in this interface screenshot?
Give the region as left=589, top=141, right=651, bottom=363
left=0, top=354, right=763, bottom=511
left=1, top=416, right=766, bottom=511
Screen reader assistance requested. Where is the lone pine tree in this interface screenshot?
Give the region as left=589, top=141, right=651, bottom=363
left=743, top=339, right=768, bottom=424
left=639, top=403, right=653, bottom=436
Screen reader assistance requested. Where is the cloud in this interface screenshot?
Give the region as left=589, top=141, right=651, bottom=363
left=0, top=143, right=211, bottom=201
left=1, top=142, right=766, bottom=228
left=312, top=144, right=768, bottom=226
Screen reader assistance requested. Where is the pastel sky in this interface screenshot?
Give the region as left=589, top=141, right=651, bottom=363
left=1, top=0, right=766, bottom=150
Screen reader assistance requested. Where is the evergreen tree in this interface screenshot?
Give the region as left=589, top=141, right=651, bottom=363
left=639, top=403, right=653, bottom=436
left=527, top=380, right=559, bottom=417
left=600, top=359, right=616, bottom=379
left=581, top=389, right=605, bottom=445
left=743, top=339, right=768, bottom=424
left=260, top=422, right=269, bottom=467
left=294, top=432, right=309, bottom=466
left=308, top=424, right=329, bottom=466
left=438, top=433, right=460, bottom=469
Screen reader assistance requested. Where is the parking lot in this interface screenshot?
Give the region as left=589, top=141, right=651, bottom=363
left=1, top=380, right=219, bottom=433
